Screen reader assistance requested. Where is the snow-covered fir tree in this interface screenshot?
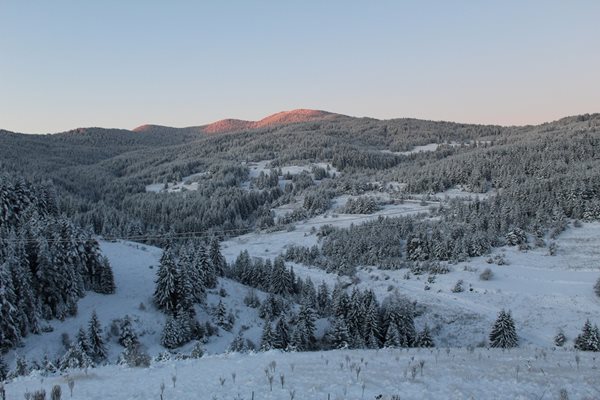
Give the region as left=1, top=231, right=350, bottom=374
left=489, top=310, right=518, bottom=348
left=153, top=247, right=179, bottom=313
left=574, top=320, right=600, bottom=352
left=88, top=311, right=107, bottom=362
left=209, top=237, right=226, bottom=278
left=260, top=320, right=274, bottom=351
left=273, top=317, right=290, bottom=350
left=416, top=325, right=435, bottom=348
left=0, top=355, right=8, bottom=381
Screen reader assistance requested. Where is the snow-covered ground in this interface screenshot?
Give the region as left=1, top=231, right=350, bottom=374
left=4, top=241, right=266, bottom=366
left=7, top=214, right=600, bottom=372
left=145, top=172, right=208, bottom=193
left=246, top=160, right=338, bottom=180
left=5, top=347, right=599, bottom=399
left=223, top=200, right=431, bottom=261
left=223, top=217, right=600, bottom=348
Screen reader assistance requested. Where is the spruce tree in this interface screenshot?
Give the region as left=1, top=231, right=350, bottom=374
left=330, top=316, right=350, bottom=349
left=384, top=323, right=401, bottom=348
left=179, top=244, right=205, bottom=304
left=0, top=263, right=21, bottom=351
left=228, top=332, right=246, bottom=353
left=316, top=281, right=331, bottom=317
left=594, top=277, right=600, bottom=298
left=76, top=326, right=91, bottom=357
left=273, top=317, right=290, bottom=350
left=209, top=238, right=226, bottom=278
left=190, top=341, right=204, bottom=358
left=88, top=311, right=107, bottom=362
left=161, top=315, right=186, bottom=349
left=153, top=248, right=179, bottom=313
left=214, top=300, right=228, bottom=329
left=260, top=320, right=274, bottom=351
left=489, top=309, right=518, bottom=348
left=574, top=320, right=600, bottom=351
left=97, top=257, right=115, bottom=294
left=0, top=355, right=7, bottom=381
left=198, top=243, right=217, bottom=289
left=416, top=325, right=434, bottom=348
left=118, top=317, right=139, bottom=348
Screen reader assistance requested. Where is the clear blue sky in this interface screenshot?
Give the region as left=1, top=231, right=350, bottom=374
left=1, top=1, right=599, bottom=133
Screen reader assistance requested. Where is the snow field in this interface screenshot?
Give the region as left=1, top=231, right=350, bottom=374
left=5, top=347, right=599, bottom=399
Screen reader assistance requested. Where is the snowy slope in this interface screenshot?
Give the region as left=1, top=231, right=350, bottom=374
left=5, top=347, right=599, bottom=399
left=222, top=216, right=600, bottom=348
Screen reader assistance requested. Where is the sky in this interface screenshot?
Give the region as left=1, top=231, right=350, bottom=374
left=1, top=1, right=599, bottom=133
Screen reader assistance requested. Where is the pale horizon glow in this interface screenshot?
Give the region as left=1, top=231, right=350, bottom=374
left=1, top=1, right=599, bottom=133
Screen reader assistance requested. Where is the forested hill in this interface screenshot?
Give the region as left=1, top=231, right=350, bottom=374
left=0, top=111, right=598, bottom=245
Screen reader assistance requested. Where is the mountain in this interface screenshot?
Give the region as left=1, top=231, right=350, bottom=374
left=132, top=109, right=343, bottom=136
left=202, top=109, right=342, bottom=134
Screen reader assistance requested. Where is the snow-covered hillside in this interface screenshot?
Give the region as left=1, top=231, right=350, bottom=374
left=222, top=220, right=600, bottom=348
left=6, top=221, right=599, bottom=371
left=5, top=347, right=599, bottom=399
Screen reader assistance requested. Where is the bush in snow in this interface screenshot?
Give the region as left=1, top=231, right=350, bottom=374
left=190, top=341, right=205, bottom=359
left=479, top=268, right=493, bottom=281
left=451, top=280, right=464, bottom=293
left=119, top=342, right=151, bottom=368
left=554, top=329, right=567, bottom=347
left=51, top=385, right=61, bottom=400
left=243, top=289, right=261, bottom=308
left=489, top=309, right=518, bottom=348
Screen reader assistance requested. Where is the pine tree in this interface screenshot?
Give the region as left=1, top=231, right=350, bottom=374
left=594, top=277, right=600, bottom=298
left=364, top=302, right=380, bottom=349
left=190, top=341, right=204, bottom=358
left=97, top=256, right=115, bottom=294
left=42, top=354, right=57, bottom=374
left=209, top=238, right=226, bottom=278
left=6, top=236, right=41, bottom=335
left=270, top=257, right=292, bottom=297
left=489, top=310, right=518, bottom=348
left=260, top=320, right=274, bottom=351
left=273, top=317, right=290, bottom=350
left=384, top=323, right=401, bottom=348
left=14, top=355, right=29, bottom=376
left=293, top=305, right=316, bottom=351
left=316, top=281, right=331, bottom=317
left=0, top=262, right=22, bottom=351
left=0, top=355, right=8, bottom=381
left=330, top=316, right=350, bottom=349
left=197, top=243, right=216, bottom=289
left=76, top=326, right=91, bottom=357
left=118, top=317, right=139, bottom=348
left=161, top=315, right=186, bottom=349
left=59, top=344, right=92, bottom=370
left=416, top=325, right=434, bottom=348
left=574, top=320, right=600, bottom=351
left=153, top=248, right=179, bottom=313
left=228, top=332, right=246, bottom=353
left=179, top=244, right=205, bottom=304
left=214, top=300, right=228, bottom=329
left=88, top=311, right=107, bottom=362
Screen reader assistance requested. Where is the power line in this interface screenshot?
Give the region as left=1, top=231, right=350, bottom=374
left=0, top=205, right=433, bottom=245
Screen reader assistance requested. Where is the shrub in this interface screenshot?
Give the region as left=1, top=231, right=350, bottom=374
left=451, top=280, right=464, bottom=293
left=479, top=268, right=493, bottom=281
